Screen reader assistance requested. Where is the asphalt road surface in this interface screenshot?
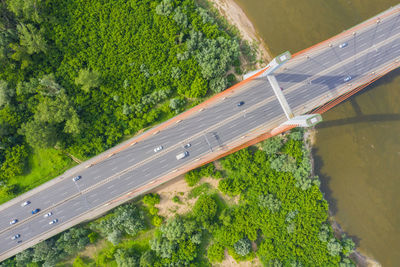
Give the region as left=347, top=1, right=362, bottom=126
left=1, top=6, right=400, bottom=260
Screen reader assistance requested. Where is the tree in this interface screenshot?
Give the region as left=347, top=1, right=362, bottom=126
left=142, top=193, right=160, bottom=206
left=17, top=23, right=46, bottom=54
left=19, top=120, right=57, bottom=148
left=139, top=251, right=154, bottom=267
left=234, top=237, right=251, bottom=256
left=75, top=68, right=101, bottom=93
left=0, top=144, right=28, bottom=180
left=207, top=242, right=225, bottom=263
left=7, top=0, right=42, bottom=23
left=341, top=235, right=355, bottom=256
left=37, top=74, right=62, bottom=96
left=0, top=80, right=14, bottom=107
left=261, top=135, right=283, bottom=156
left=327, top=238, right=343, bottom=257
left=155, top=0, right=173, bottom=16
left=258, top=194, right=281, bottom=213
left=192, top=194, right=218, bottom=228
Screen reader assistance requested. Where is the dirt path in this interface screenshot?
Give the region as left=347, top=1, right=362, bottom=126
left=208, top=0, right=273, bottom=64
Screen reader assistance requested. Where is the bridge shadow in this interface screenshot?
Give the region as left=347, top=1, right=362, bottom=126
left=266, top=72, right=362, bottom=91
left=316, top=67, right=400, bottom=128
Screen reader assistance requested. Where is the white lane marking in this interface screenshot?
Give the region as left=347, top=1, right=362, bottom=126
left=161, top=164, right=169, bottom=169
left=128, top=158, right=136, bottom=163
left=61, top=191, right=69, bottom=196
left=111, top=167, right=118, bottom=171
left=90, top=193, right=97, bottom=198
left=142, top=167, right=150, bottom=173
left=94, top=175, right=102, bottom=180
left=43, top=200, right=51, bottom=205
left=72, top=202, right=80, bottom=207
left=128, top=181, right=136, bottom=186
left=110, top=190, right=118, bottom=195
left=159, top=158, right=167, bottom=164
left=107, top=184, right=115, bottom=190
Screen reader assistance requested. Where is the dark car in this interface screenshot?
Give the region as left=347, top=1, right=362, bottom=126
left=31, top=209, right=40, bottom=215
left=237, top=101, right=245, bottom=107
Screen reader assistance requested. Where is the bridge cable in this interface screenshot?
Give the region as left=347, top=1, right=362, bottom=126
left=383, top=12, right=400, bottom=56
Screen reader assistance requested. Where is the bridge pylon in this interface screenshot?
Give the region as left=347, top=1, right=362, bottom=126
left=245, top=51, right=323, bottom=128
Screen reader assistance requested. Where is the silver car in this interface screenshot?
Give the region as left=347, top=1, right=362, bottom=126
left=44, top=212, right=53, bottom=218
left=339, top=42, right=348, bottom=48
left=21, top=201, right=30, bottom=207
left=153, top=146, right=163, bottom=153
left=10, top=219, right=18, bottom=225
left=49, top=219, right=58, bottom=225
left=11, top=234, right=20, bottom=240
left=343, top=75, right=352, bottom=82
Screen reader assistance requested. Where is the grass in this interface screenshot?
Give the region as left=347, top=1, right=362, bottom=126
left=0, top=148, right=75, bottom=204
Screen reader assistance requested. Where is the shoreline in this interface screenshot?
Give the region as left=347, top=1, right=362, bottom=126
left=309, top=129, right=381, bottom=267
left=207, top=0, right=273, bottom=65
left=204, top=0, right=382, bottom=265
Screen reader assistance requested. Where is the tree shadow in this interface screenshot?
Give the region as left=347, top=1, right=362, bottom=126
left=312, top=147, right=338, bottom=215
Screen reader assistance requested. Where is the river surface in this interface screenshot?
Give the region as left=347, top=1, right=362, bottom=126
left=233, top=0, right=400, bottom=265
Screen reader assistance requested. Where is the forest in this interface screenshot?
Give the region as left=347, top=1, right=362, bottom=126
left=0, top=130, right=356, bottom=266
left=0, top=0, right=256, bottom=201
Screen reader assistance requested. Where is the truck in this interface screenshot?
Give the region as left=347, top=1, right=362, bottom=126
left=176, top=151, right=189, bottom=160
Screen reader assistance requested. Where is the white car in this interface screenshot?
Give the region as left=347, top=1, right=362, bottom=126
left=21, top=201, right=30, bottom=207
left=339, top=42, right=348, bottom=48
left=44, top=212, right=53, bottom=218
left=49, top=219, right=58, bottom=225
left=10, top=219, right=18, bottom=225
left=153, top=146, right=163, bottom=153
left=343, top=75, right=352, bottom=82
left=184, top=143, right=191, bottom=149
left=11, top=234, right=20, bottom=240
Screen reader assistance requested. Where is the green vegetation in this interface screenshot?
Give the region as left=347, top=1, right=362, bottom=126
left=0, top=0, right=255, bottom=202
left=1, top=130, right=356, bottom=266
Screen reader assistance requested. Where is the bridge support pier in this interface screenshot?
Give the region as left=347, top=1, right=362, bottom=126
left=246, top=51, right=323, bottom=128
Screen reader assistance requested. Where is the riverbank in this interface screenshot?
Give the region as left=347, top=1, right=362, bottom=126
left=206, top=0, right=273, bottom=65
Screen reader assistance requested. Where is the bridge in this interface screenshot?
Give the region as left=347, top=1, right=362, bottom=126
left=1, top=4, right=400, bottom=261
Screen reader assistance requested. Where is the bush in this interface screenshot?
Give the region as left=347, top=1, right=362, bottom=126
left=185, top=170, right=202, bottom=186
left=149, top=206, right=159, bottom=216
left=172, top=196, right=180, bottom=203
left=152, top=215, right=164, bottom=227
left=142, top=193, right=160, bottom=207
left=88, top=232, right=99, bottom=244
left=192, top=194, right=218, bottom=228
left=207, top=242, right=225, bottom=263
left=188, top=183, right=210, bottom=199
left=234, top=237, right=252, bottom=256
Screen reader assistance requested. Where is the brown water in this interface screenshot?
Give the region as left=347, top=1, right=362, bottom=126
left=233, top=0, right=400, bottom=265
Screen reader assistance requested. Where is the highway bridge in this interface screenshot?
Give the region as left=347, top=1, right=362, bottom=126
left=1, top=4, right=400, bottom=261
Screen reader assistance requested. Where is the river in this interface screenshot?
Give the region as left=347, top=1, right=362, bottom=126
left=233, top=0, right=400, bottom=265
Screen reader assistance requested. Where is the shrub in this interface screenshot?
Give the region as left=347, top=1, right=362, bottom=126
left=172, top=196, right=180, bottom=203
left=142, top=193, right=160, bottom=206
left=88, top=232, right=99, bottom=244
left=152, top=215, right=164, bottom=227
left=149, top=206, right=159, bottom=216
left=207, top=242, right=225, bottom=263
left=185, top=170, right=201, bottom=186
left=234, top=237, right=252, bottom=256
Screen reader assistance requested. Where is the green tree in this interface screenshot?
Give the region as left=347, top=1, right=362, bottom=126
left=142, top=193, right=160, bottom=206
left=0, top=80, right=14, bottom=107
left=75, top=68, right=101, bottom=93
left=17, top=23, right=46, bottom=54
left=207, top=242, right=225, bottom=263
left=327, top=238, right=343, bottom=257
left=7, top=0, right=42, bottom=23
left=139, top=250, right=154, bottom=267
left=234, top=237, right=251, bottom=256
left=192, top=194, right=218, bottom=228
left=19, top=120, right=57, bottom=148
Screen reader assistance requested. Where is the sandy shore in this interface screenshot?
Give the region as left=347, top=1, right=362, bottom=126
left=207, top=0, right=272, bottom=64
